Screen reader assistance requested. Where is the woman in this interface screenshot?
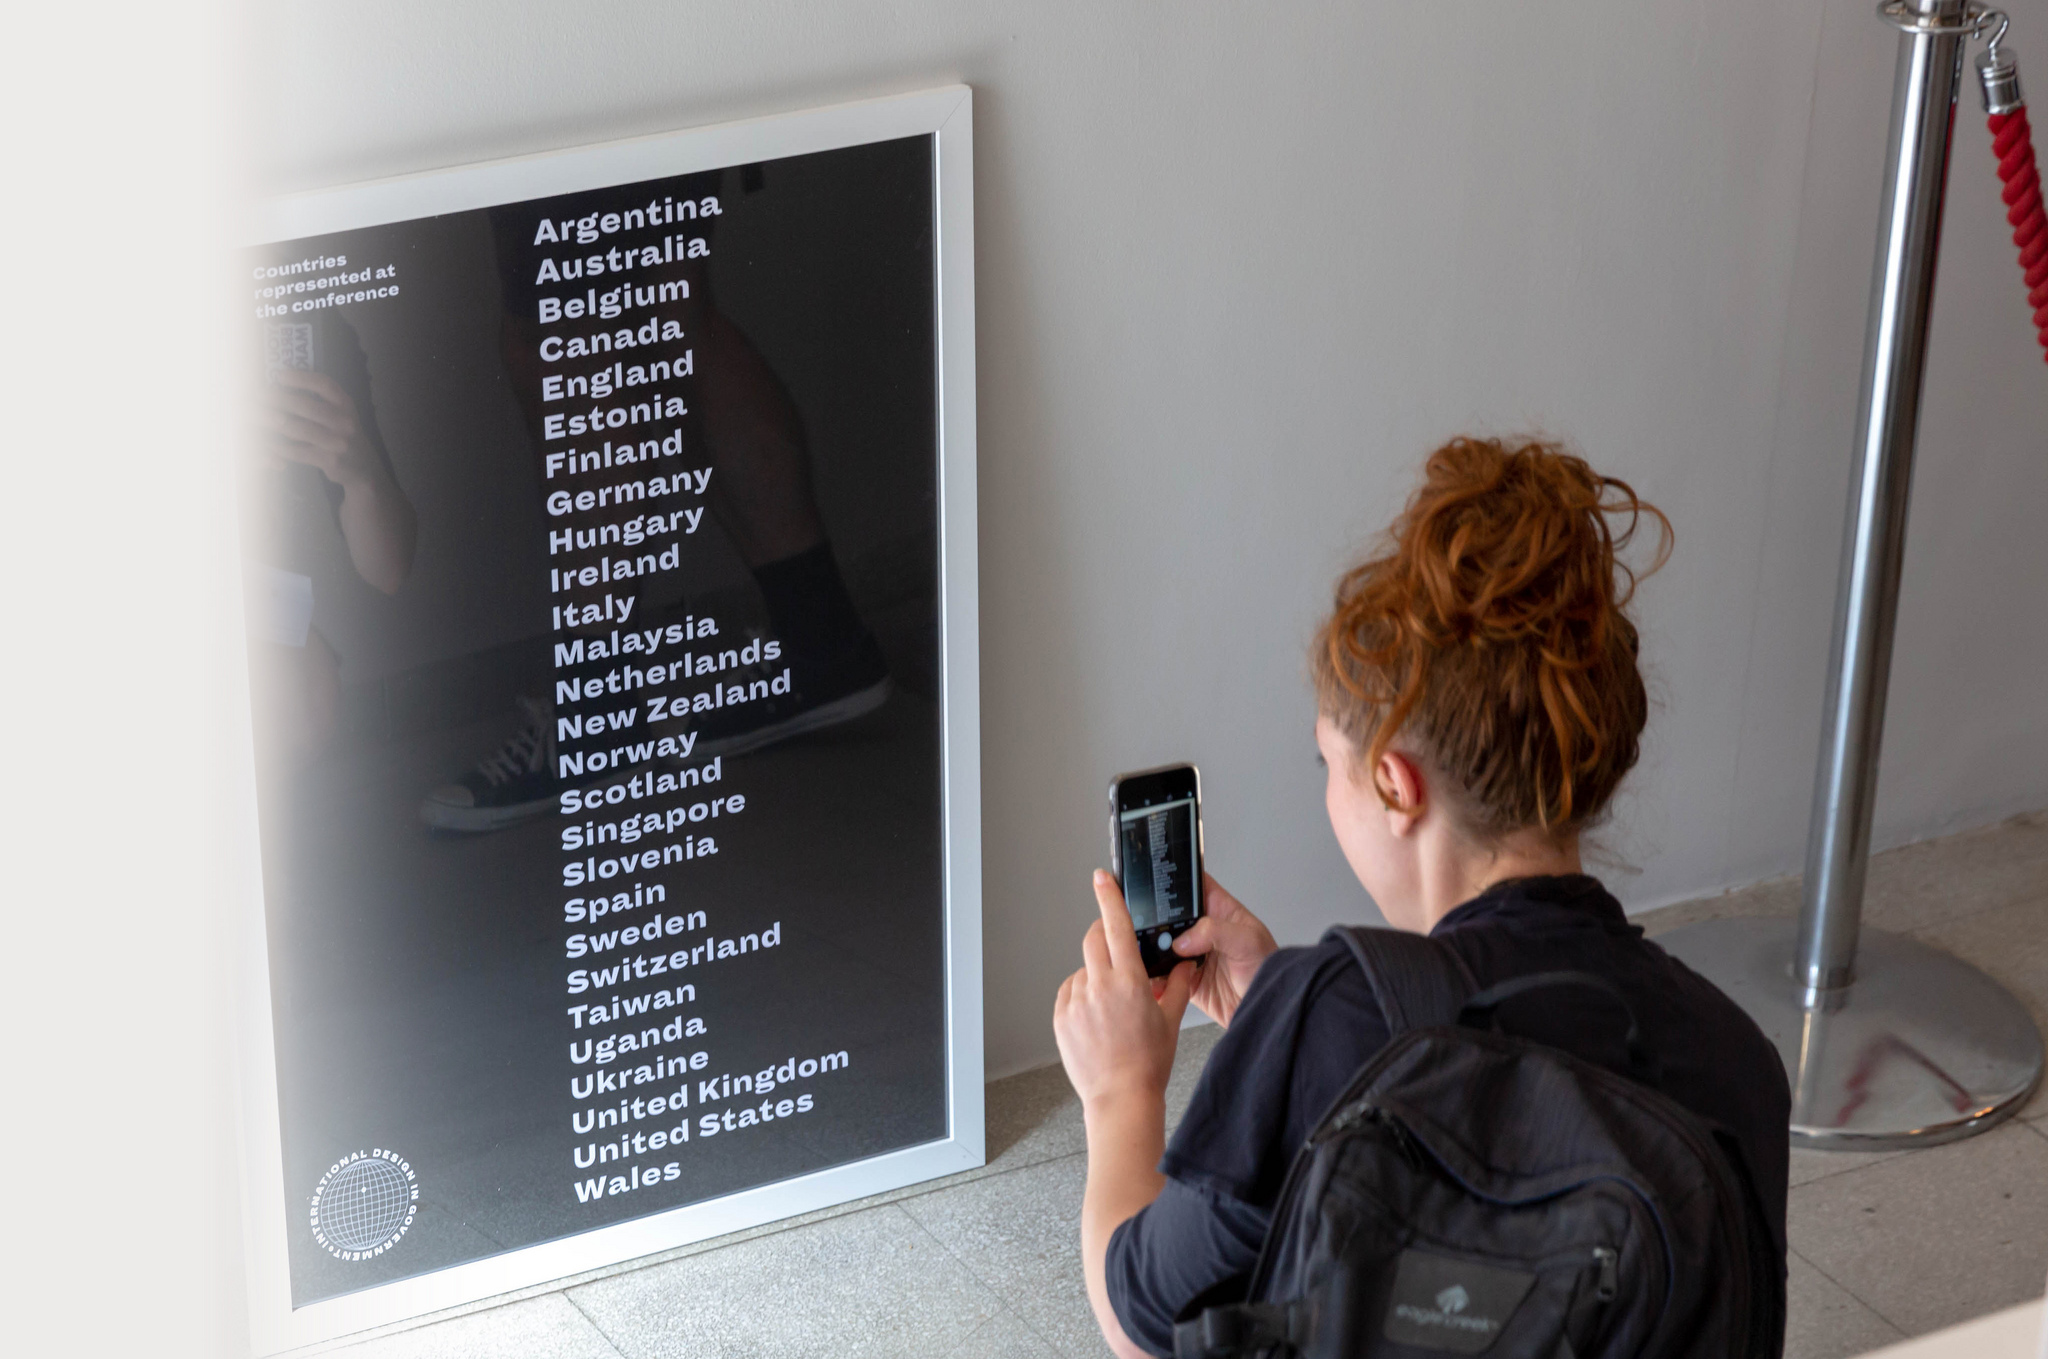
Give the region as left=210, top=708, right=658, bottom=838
left=1052, top=437, right=1790, bottom=1359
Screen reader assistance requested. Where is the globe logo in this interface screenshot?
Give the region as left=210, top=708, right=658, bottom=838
left=310, top=1149, right=419, bottom=1260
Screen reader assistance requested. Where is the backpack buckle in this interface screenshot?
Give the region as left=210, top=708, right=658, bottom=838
left=1173, top=1299, right=1305, bottom=1357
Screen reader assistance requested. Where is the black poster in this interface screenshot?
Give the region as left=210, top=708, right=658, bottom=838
left=243, top=128, right=961, bottom=1310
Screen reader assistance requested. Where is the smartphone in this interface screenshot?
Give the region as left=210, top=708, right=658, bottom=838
left=264, top=321, right=317, bottom=378
left=1107, top=762, right=1205, bottom=977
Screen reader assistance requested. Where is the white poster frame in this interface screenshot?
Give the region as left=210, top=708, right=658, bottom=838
left=235, top=85, right=981, bottom=1355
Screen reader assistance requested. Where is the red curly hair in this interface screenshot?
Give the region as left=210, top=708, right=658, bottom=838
left=1311, top=437, right=1672, bottom=837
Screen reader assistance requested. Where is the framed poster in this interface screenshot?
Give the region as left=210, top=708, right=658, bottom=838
left=234, top=86, right=980, bottom=1352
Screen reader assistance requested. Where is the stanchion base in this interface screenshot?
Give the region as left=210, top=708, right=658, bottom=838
left=1658, top=918, right=2043, bottom=1150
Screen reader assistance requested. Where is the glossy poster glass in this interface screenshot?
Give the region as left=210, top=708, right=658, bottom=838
left=244, top=130, right=952, bottom=1309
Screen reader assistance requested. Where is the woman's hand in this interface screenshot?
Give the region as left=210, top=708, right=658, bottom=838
left=1055, top=871, right=1195, bottom=1359
left=1171, top=875, right=1278, bottom=1028
left=253, top=369, right=417, bottom=594
left=1054, top=870, right=1196, bottom=1113
left=257, top=369, right=381, bottom=489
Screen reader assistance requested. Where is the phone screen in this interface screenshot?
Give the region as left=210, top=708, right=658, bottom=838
left=1119, top=796, right=1198, bottom=933
left=1111, top=763, right=1203, bottom=975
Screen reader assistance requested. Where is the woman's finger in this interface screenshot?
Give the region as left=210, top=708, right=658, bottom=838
left=1080, top=917, right=1110, bottom=977
left=1202, top=874, right=1244, bottom=921
left=1091, top=870, right=1143, bottom=972
left=1171, top=917, right=1215, bottom=956
left=270, top=367, right=352, bottom=410
left=1157, top=959, right=1198, bottom=1030
left=263, top=383, right=350, bottom=432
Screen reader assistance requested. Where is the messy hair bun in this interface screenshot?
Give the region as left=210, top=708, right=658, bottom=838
left=1311, top=437, right=1672, bottom=836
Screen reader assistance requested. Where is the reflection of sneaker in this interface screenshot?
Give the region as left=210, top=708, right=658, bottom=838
left=419, top=697, right=568, bottom=833
left=686, top=636, right=892, bottom=760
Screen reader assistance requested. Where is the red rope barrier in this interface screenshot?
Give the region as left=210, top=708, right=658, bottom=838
left=1988, top=105, right=2048, bottom=362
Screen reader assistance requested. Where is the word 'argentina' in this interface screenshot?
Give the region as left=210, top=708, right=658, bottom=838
left=532, top=196, right=719, bottom=248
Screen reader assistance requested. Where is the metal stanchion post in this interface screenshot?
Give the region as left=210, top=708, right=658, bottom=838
left=1659, top=0, right=2043, bottom=1149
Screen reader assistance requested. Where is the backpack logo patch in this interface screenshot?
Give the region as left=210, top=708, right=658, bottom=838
left=1383, top=1250, right=1536, bottom=1354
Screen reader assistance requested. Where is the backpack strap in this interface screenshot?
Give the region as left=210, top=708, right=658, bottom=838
left=1325, top=924, right=1478, bottom=1035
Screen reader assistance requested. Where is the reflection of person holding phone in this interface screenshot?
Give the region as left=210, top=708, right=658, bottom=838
left=1052, top=440, right=1789, bottom=1359
left=258, top=365, right=416, bottom=595
left=246, top=315, right=417, bottom=761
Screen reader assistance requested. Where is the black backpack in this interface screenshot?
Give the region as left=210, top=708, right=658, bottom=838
left=1175, top=926, right=1784, bottom=1359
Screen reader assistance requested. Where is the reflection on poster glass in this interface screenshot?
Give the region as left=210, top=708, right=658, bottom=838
left=243, top=128, right=961, bottom=1315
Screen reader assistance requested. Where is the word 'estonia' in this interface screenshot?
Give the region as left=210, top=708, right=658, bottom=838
left=543, top=394, right=688, bottom=442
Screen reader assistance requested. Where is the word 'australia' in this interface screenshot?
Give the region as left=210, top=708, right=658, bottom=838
left=534, top=236, right=708, bottom=285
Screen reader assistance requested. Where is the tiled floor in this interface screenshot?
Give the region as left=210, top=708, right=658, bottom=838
left=313, top=812, right=2048, bottom=1359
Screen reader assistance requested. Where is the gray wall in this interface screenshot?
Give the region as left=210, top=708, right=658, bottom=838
left=249, top=0, right=2048, bottom=1077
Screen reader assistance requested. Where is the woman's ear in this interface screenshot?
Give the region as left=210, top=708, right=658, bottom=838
left=1375, top=749, right=1428, bottom=838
